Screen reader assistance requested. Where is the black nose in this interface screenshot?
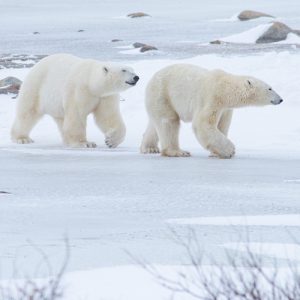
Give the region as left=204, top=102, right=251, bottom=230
left=279, top=99, right=283, bottom=103
left=134, top=76, right=139, bottom=82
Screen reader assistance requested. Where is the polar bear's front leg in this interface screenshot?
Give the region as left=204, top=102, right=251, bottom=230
left=218, top=109, right=233, bottom=136
left=93, top=95, right=126, bottom=148
left=193, top=112, right=235, bottom=159
left=63, top=109, right=96, bottom=148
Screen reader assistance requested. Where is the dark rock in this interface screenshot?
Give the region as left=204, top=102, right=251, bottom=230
left=238, top=10, right=274, bottom=21
left=0, top=77, right=22, bottom=95
left=210, top=40, right=222, bottom=44
left=256, top=22, right=293, bottom=43
left=140, top=45, right=158, bottom=52
left=133, top=42, right=147, bottom=48
left=33, top=31, right=40, bottom=35
left=78, top=29, right=85, bottom=32
left=292, top=29, right=300, bottom=36
left=111, top=39, right=123, bottom=42
left=127, top=12, right=150, bottom=18
left=0, top=191, right=11, bottom=194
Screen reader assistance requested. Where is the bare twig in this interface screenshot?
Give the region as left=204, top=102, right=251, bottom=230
left=0, top=238, right=70, bottom=300
left=134, top=228, right=300, bottom=300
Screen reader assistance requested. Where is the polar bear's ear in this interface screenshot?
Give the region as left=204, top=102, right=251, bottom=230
left=103, top=67, right=108, bottom=74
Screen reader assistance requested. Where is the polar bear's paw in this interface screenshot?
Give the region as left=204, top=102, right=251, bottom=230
left=15, top=137, right=34, bottom=144
left=161, top=148, right=191, bottom=157
left=69, top=141, right=97, bottom=148
left=210, top=142, right=235, bottom=159
left=140, top=146, right=160, bottom=154
left=105, top=136, right=120, bottom=148
left=81, top=141, right=97, bottom=148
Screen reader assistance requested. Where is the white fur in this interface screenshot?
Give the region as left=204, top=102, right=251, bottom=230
left=11, top=54, right=138, bottom=148
left=141, top=64, right=283, bottom=158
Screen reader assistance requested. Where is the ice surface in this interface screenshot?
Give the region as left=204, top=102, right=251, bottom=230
left=167, top=215, right=300, bottom=226
left=1, top=3, right=300, bottom=299
left=1, top=52, right=300, bottom=280
left=224, top=243, right=300, bottom=262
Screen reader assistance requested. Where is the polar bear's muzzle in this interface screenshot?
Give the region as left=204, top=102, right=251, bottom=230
left=270, top=90, right=283, bottom=105
left=271, top=98, right=283, bottom=105
left=126, top=75, right=139, bottom=86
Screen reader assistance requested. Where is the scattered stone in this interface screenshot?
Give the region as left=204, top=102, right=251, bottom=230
left=140, top=45, right=158, bottom=52
left=78, top=29, right=85, bottom=32
left=0, top=191, right=11, bottom=194
left=111, top=39, right=123, bottom=42
left=0, top=54, right=46, bottom=69
left=257, top=22, right=297, bottom=43
left=127, top=12, right=150, bottom=18
left=210, top=40, right=222, bottom=45
left=0, top=77, right=22, bottom=95
left=238, top=10, right=274, bottom=21
left=212, top=21, right=300, bottom=44
left=132, top=42, right=158, bottom=52
left=293, top=29, right=300, bottom=35
left=33, top=31, right=40, bottom=35
left=133, top=42, right=147, bottom=48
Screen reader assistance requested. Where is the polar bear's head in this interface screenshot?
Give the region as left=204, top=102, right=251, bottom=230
left=243, top=77, right=283, bottom=106
left=90, top=63, right=139, bottom=96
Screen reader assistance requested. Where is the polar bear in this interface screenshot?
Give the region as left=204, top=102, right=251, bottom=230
left=11, top=54, right=139, bottom=148
left=140, top=64, right=283, bottom=158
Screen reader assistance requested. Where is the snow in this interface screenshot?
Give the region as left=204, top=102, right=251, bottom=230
left=1, top=51, right=300, bottom=281
left=276, top=32, right=300, bottom=44
left=219, top=24, right=272, bottom=43
left=1, top=0, right=300, bottom=298
left=167, top=214, right=300, bottom=226
left=1, top=0, right=300, bottom=60
left=284, top=179, right=300, bottom=183
left=1, top=263, right=299, bottom=300
left=218, top=24, right=300, bottom=45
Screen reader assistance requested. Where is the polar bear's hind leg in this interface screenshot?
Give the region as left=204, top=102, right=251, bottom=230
left=140, top=121, right=160, bottom=154
left=155, top=116, right=190, bottom=157
left=11, top=98, right=41, bottom=144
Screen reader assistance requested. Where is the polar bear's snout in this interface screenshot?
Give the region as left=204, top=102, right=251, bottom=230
left=126, top=74, right=139, bottom=86
left=270, top=91, right=283, bottom=105
left=271, top=96, right=283, bottom=105
left=272, top=99, right=283, bottom=105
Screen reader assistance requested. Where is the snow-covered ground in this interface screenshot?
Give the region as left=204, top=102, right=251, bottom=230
left=1, top=0, right=300, bottom=298
left=1, top=52, right=300, bottom=287
left=1, top=0, right=300, bottom=59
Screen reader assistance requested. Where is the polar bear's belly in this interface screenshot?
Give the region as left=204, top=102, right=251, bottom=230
left=168, top=89, right=198, bottom=123
left=39, top=82, right=65, bottom=118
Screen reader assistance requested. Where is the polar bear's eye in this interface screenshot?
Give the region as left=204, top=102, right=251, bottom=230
left=122, top=69, right=126, bottom=72
left=269, top=88, right=272, bottom=91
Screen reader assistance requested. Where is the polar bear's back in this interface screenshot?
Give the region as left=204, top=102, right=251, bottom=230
left=146, top=64, right=210, bottom=122
left=19, top=54, right=82, bottom=118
